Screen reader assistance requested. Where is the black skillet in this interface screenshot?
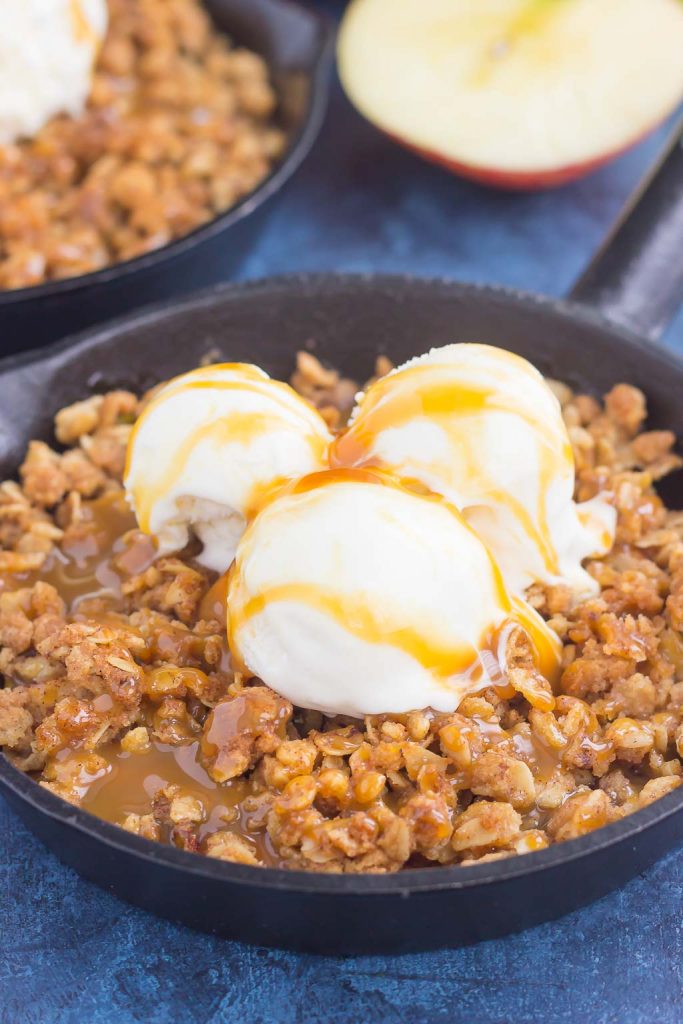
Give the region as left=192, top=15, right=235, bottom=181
left=0, top=122, right=682, bottom=956
left=0, top=0, right=333, bottom=356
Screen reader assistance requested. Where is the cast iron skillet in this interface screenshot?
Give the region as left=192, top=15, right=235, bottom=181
left=0, top=0, right=333, bottom=356
left=0, top=123, right=683, bottom=956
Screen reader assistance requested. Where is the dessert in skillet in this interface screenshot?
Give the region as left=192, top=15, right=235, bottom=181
left=0, top=0, right=285, bottom=289
left=1, top=344, right=683, bottom=873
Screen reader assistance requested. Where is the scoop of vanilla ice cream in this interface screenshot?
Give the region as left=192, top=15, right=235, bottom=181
left=333, top=344, right=615, bottom=598
left=228, top=469, right=559, bottom=717
left=124, top=364, right=333, bottom=573
left=0, top=0, right=108, bottom=144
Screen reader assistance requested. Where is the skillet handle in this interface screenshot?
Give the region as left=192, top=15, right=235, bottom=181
left=569, top=116, right=683, bottom=342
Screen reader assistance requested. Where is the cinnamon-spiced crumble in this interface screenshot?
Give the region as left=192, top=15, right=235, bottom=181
left=1, top=354, right=683, bottom=873
left=0, top=0, right=285, bottom=289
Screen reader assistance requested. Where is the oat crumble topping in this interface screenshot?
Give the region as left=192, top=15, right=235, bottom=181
left=0, top=0, right=285, bottom=289
left=1, top=355, right=683, bottom=872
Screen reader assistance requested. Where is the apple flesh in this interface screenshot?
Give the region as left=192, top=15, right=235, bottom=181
left=338, top=0, right=683, bottom=190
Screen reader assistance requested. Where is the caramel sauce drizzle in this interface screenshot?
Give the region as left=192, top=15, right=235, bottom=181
left=331, top=362, right=574, bottom=578
left=199, top=570, right=230, bottom=627
left=126, top=364, right=330, bottom=533
left=2, top=492, right=153, bottom=613
left=69, top=0, right=99, bottom=46
left=131, top=413, right=284, bottom=534
left=231, top=582, right=487, bottom=682
left=228, top=468, right=560, bottom=688
left=71, top=739, right=275, bottom=864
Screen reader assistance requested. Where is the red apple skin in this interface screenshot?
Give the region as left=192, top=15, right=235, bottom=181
left=387, top=115, right=668, bottom=191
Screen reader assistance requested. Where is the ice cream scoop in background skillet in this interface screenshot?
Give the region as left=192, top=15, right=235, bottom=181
left=0, top=120, right=682, bottom=955
left=0, top=0, right=333, bottom=356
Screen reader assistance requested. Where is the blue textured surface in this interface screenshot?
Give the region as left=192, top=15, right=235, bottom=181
left=2, top=3, right=683, bottom=1020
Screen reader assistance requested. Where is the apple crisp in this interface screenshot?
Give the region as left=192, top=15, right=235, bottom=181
left=0, top=0, right=285, bottom=289
left=1, top=355, right=683, bottom=873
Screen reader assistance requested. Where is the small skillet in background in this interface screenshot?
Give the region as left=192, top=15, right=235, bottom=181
left=0, top=0, right=334, bottom=355
left=0, top=122, right=682, bottom=955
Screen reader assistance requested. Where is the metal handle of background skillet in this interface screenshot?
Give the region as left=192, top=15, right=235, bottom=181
left=569, top=115, right=683, bottom=342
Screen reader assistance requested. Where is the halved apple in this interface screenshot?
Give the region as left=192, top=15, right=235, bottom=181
left=338, top=0, right=683, bottom=189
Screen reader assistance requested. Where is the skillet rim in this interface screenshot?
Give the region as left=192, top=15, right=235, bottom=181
left=0, top=0, right=335, bottom=308
left=2, top=745, right=683, bottom=895
left=2, top=269, right=683, bottom=379
left=2, top=270, right=683, bottom=897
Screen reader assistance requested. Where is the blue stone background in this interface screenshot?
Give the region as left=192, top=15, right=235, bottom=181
left=1, top=2, right=683, bottom=1020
